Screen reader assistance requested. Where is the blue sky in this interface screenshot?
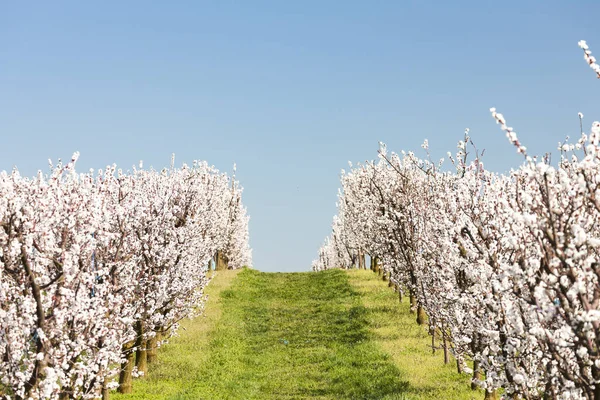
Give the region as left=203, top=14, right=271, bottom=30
left=2, top=1, right=599, bottom=271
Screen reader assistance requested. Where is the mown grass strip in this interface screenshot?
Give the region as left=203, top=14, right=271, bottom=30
left=182, top=268, right=410, bottom=399
left=115, top=268, right=411, bottom=399
left=115, top=268, right=480, bottom=399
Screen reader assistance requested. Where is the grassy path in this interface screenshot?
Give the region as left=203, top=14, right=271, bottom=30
left=114, top=268, right=478, bottom=400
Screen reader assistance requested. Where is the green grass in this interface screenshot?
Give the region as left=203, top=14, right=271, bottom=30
left=347, top=270, right=481, bottom=400
left=113, top=268, right=480, bottom=400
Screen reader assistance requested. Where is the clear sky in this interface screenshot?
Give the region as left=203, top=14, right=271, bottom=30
left=2, top=1, right=599, bottom=272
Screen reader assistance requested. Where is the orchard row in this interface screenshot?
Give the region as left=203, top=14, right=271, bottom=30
left=0, top=154, right=251, bottom=399
left=314, top=41, right=600, bottom=399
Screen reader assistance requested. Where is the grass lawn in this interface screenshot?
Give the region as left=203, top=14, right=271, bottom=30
left=113, top=268, right=480, bottom=400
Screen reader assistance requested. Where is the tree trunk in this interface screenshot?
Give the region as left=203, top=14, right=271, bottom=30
left=358, top=251, right=366, bottom=269
left=431, top=329, right=436, bottom=354
left=135, top=340, right=147, bottom=376
left=216, top=251, right=222, bottom=270
left=118, top=342, right=135, bottom=394
left=456, top=357, right=463, bottom=374
left=484, top=390, right=499, bottom=400
left=398, top=286, right=403, bottom=302
left=147, top=332, right=161, bottom=364
left=134, top=321, right=147, bottom=376
left=443, top=334, right=449, bottom=364
left=410, top=294, right=416, bottom=314
left=416, top=305, right=427, bottom=325
left=388, top=278, right=394, bottom=287
left=216, top=250, right=228, bottom=270
left=382, top=270, right=388, bottom=281
left=102, top=379, right=110, bottom=400
left=472, top=360, right=480, bottom=390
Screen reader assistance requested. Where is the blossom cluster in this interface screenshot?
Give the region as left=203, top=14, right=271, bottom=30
left=579, top=40, right=600, bottom=79
left=0, top=155, right=251, bottom=399
left=314, top=42, right=600, bottom=399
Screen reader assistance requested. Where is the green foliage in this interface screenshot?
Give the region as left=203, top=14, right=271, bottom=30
left=114, top=268, right=479, bottom=400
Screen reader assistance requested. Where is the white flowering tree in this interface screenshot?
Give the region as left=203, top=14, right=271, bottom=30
left=0, top=155, right=251, bottom=399
left=314, top=41, right=600, bottom=399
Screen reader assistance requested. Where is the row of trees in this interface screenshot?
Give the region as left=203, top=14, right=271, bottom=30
left=314, top=42, right=600, bottom=399
left=0, top=154, right=251, bottom=399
